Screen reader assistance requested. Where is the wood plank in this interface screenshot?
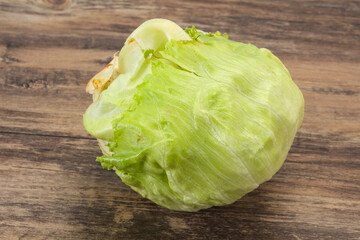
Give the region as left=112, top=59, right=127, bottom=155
left=0, top=1, right=359, bottom=61
left=1, top=56, right=359, bottom=137
left=0, top=132, right=359, bottom=239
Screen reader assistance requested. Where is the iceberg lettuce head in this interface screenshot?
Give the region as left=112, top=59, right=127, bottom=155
left=83, top=19, right=304, bottom=211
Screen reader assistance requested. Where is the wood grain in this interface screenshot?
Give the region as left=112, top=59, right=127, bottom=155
left=1, top=0, right=359, bottom=239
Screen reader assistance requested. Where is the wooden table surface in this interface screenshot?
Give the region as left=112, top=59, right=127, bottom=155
left=1, top=0, right=359, bottom=239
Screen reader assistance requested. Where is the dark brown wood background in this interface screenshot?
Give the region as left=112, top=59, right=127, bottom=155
left=1, top=0, right=359, bottom=239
